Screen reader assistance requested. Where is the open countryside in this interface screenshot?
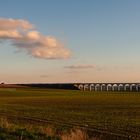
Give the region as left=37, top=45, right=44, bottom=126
left=1, top=0, right=140, bottom=139
left=0, top=86, right=140, bottom=139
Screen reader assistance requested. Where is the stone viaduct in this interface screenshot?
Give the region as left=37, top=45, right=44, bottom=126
left=74, top=83, right=140, bottom=91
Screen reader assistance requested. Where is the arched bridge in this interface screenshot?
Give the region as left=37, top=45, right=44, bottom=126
left=74, top=83, right=140, bottom=91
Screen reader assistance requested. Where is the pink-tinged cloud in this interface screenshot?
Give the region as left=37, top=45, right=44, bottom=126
left=0, top=30, right=22, bottom=39
left=0, top=18, right=71, bottom=59
left=0, top=18, right=33, bottom=30
left=65, top=64, right=96, bottom=69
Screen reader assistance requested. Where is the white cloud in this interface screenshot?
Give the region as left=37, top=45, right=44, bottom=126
left=0, top=18, right=71, bottom=59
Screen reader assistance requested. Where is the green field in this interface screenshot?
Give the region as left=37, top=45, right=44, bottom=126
left=0, top=88, right=140, bottom=139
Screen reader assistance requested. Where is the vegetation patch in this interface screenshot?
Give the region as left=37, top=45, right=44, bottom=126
left=0, top=88, right=140, bottom=139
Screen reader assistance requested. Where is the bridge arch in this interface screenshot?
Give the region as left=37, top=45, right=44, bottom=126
left=124, top=84, right=130, bottom=91
left=112, top=84, right=118, bottom=91
left=101, top=84, right=106, bottom=91
left=107, top=84, right=112, bottom=91
left=95, top=84, right=101, bottom=91
left=130, top=84, right=137, bottom=91
left=78, top=84, right=84, bottom=90
left=137, top=84, right=140, bottom=91
left=118, top=84, right=124, bottom=91
left=84, top=84, right=89, bottom=91
left=89, top=84, right=95, bottom=91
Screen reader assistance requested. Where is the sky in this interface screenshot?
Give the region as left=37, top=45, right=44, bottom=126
left=0, top=0, right=140, bottom=83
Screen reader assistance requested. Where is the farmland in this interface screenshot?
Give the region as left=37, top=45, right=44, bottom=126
left=0, top=88, right=140, bottom=139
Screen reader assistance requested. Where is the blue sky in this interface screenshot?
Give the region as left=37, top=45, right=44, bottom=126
left=0, top=0, right=140, bottom=83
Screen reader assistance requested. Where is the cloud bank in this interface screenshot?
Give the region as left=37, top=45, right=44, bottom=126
left=0, top=18, right=71, bottom=59
left=65, top=64, right=95, bottom=69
